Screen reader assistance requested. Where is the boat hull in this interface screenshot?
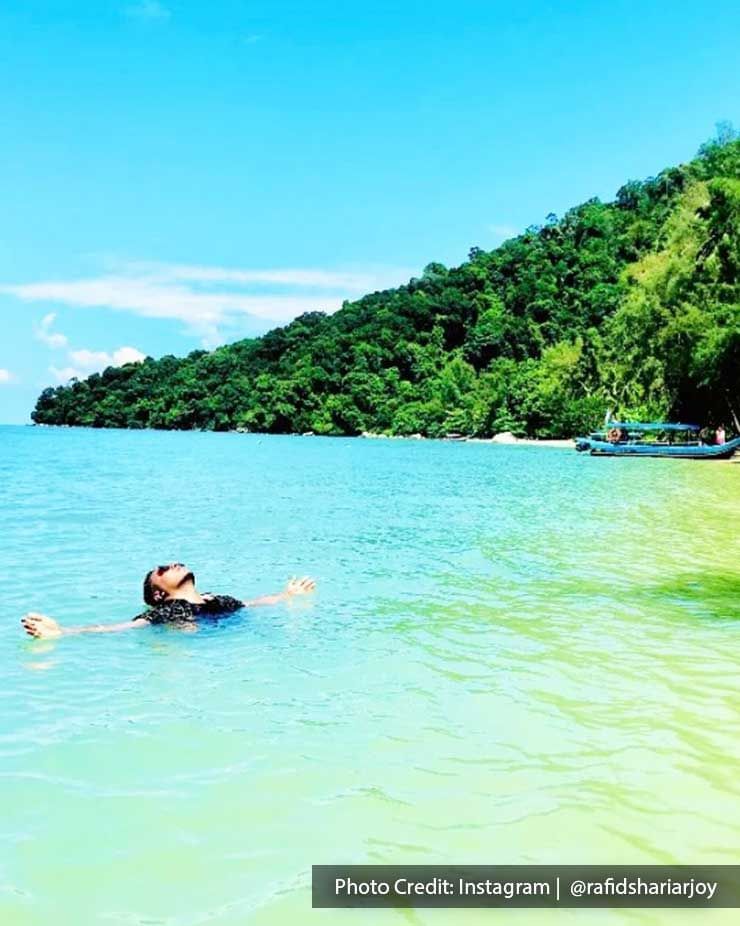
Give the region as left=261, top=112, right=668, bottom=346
left=578, top=436, right=740, bottom=460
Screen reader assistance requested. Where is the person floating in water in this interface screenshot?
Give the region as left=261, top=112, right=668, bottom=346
left=21, top=562, right=316, bottom=639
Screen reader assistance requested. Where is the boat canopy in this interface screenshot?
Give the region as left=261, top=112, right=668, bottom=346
left=606, top=421, right=701, bottom=432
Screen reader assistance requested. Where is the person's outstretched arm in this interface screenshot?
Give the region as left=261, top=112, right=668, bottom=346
left=21, top=612, right=145, bottom=639
left=243, top=576, right=316, bottom=607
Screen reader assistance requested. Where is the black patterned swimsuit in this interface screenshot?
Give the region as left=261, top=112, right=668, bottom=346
left=133, top=595, right=244, bottom=625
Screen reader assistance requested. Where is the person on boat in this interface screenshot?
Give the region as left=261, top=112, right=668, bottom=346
left=716, top=425, right=726, bottom=445
left=20, top=563, right=315, bottom=639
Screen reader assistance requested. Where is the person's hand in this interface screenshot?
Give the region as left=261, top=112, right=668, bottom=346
left=285, top=576, right=316, bottom=597
left=21, top=613, right=63, bottom=639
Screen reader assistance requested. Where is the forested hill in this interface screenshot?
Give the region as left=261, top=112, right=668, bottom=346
left=33, top=133, right=740, bottom=438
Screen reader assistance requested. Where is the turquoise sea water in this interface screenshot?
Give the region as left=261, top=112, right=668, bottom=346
left=1, top=424, right=739, bottom=926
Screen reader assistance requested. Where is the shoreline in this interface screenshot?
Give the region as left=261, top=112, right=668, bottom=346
left=467, top=436, right=573, bottom=448
left=359, top=430, right=573, bottom=448
left=27, top=422, right=574, bottom=445
left=20, top=424, right=740, bottom=458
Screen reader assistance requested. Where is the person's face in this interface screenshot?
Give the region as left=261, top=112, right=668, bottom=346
left=150, top=562, right=192, bottom=598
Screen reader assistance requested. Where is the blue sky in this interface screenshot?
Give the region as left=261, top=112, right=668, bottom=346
left=1, top=0, right=739, bottom=422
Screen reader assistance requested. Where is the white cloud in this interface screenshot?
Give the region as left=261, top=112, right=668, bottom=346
left=0, top=368, right=14, bottom=383
left=488, top=224, right=520, bottom=242
left=2, top=260, right=415, bottom=346
left=8, top=277, right=338, bottom=327
left=114, top=346, right=146, bottom=365
left=50, top=346, right=145, bottom=384
left=33, top=308, right=145, bottom=383
left=49, top=366, right=85, bottom=383
left=34, top=312, right=68, bottom=349
left=113, top=260, right=407, bottom=292
left=124, top=1, right=170, bottom=21
left=69, top=346, right=146, bottom=371
left=68, top=350, right=105, bottom=369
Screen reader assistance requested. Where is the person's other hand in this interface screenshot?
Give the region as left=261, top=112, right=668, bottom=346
left=21, top=613, right=63, bottom=639
left=285, top=577, right=316, bottom=596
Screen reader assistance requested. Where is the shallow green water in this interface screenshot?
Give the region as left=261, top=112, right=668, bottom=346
left=1, top=425, right=739, bottom=925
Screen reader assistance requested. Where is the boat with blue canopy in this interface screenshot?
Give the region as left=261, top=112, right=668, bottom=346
left=574, top=421, right=740, bottom=459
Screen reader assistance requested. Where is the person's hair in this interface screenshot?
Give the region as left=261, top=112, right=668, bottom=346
left=143, top=570, right=157, bottom=606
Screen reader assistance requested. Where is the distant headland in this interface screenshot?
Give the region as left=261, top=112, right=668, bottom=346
left=32, top=131, right=740, bottom=440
